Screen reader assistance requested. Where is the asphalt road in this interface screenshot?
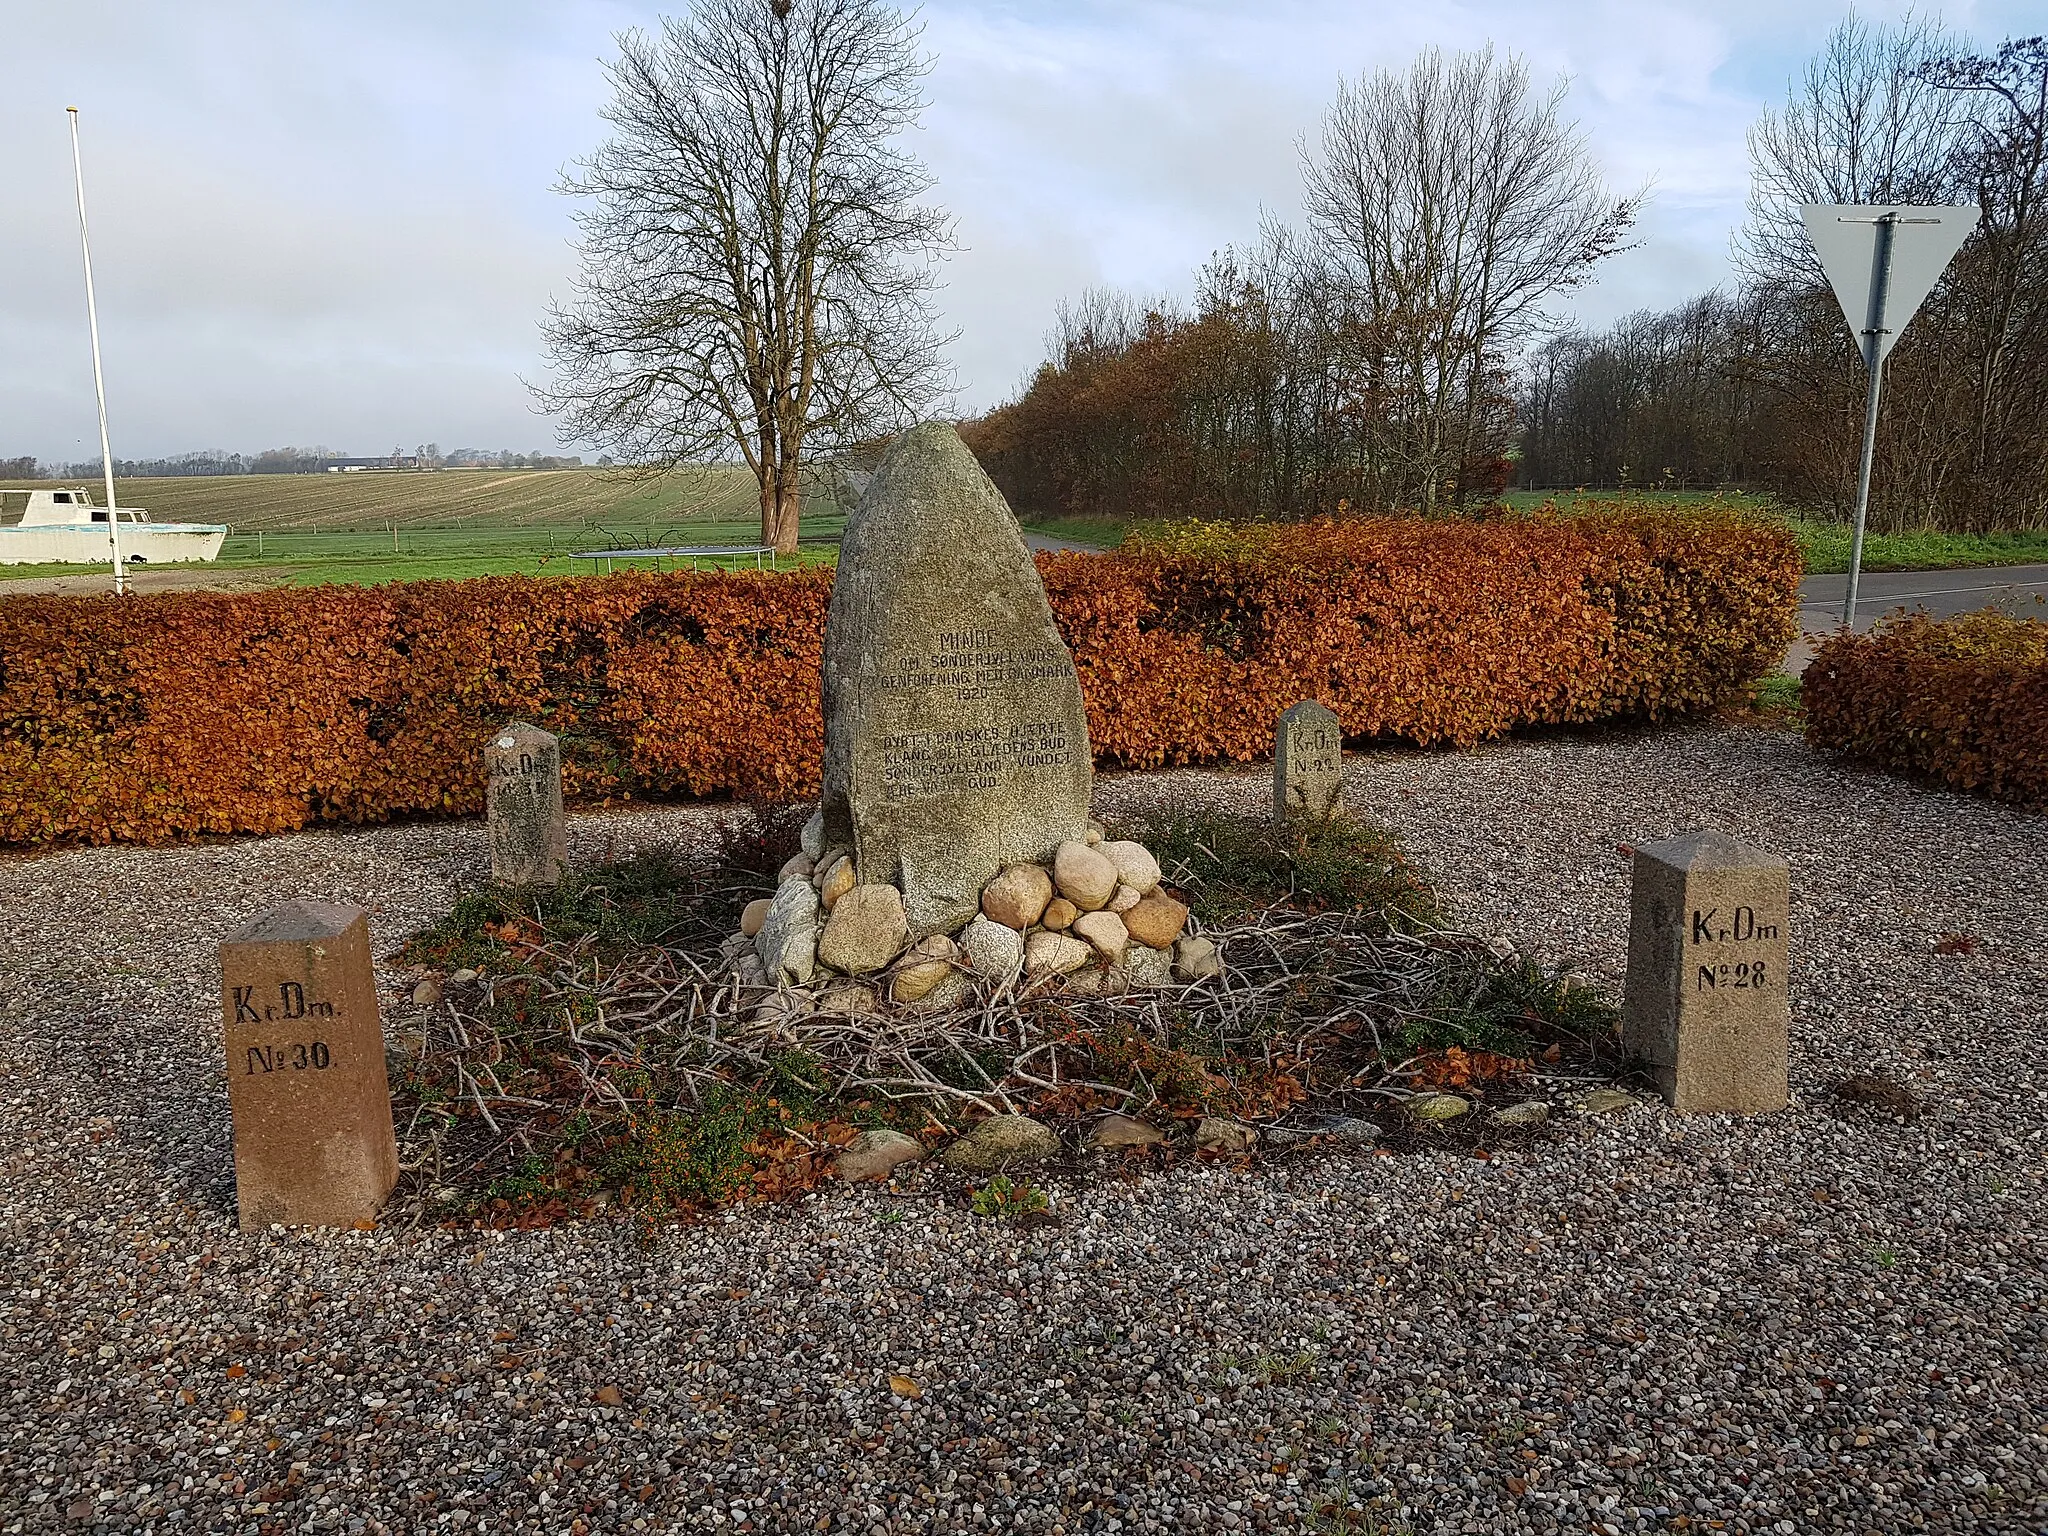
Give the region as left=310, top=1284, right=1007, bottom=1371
left=1021, top=531, right=1103, bottom=554
left=1800, top=562, right=2048, bottom=628
left=1787, top=561, right=2048, bottom=672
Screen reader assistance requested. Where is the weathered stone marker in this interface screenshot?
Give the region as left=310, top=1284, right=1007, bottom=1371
left=219, top=901, right=399, bottom=1229
left=1274, top=700, right=1344, bottom=821
left=820, top=423, right=1093, bottom=935
left=1622, top=830, right=1790, bottom=1114
left=485, top=721, right=566, bottom=886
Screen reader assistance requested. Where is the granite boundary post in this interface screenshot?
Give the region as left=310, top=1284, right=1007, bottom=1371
left=1622, top=830, right=1790, bottom=1114
left=219, top=900, right=399, bottom=1228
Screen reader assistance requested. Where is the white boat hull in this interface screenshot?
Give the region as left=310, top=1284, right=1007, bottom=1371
left=0, top=523, right=228, bottom=565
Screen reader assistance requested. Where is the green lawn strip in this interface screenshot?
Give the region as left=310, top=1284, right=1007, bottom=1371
left=1783, top=519, right=2048, bottom=575
left=275, top=543, right=840, bottom=587
left=0, top=517, right=845, bottom=587
left=247, top=515, right=847, bottom=585
left=1019, top=513, right=1136, bottom=548
left=0, top=562, right=105, bottom=582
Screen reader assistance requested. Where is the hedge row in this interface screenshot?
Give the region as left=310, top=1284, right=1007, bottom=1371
left=0, top=509, right=1800, bottom=846
left=1803, top=609, right=2048, bottom=808
left=1054, top=511, right=1800, bottom=764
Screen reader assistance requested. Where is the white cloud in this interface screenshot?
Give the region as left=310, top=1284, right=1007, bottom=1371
left=0, top=0, right=2016, bottom=459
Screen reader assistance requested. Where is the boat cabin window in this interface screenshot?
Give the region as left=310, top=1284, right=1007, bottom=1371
left=52, top=492, right=73, bottom=504
left=91, top=510, right=108, bottom=523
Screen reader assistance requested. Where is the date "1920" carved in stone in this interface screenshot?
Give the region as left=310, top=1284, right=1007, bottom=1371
left=1623, top=831, right=1790, bottom=1115
left=218, top=900, right=398, bottom=1229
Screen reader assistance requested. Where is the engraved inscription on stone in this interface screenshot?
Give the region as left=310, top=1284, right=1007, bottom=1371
left=872, top=634, right=1076, bottom=703
left=1687, top=903, right=1783, bottom=995
left=1623, top=830, right=1790, bottom=1115
left=219, top=900, right=399, bottom=1229
left=820, top=423, right=1094, bottom=937
left=1274, top=700, right=1345, bottom=821
left=486, top=721, right=567, bottom=887
left=878, top=720, right=1076, bottom=800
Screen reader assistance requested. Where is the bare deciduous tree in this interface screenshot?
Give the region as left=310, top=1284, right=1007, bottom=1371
left=1921, top=37, right=2048, bottom=505
left=1299, top=46, right=1641, bottom=510
left=1736, top=12, right=1970, bottom=290
left=540, top=0, right=954, bottom=553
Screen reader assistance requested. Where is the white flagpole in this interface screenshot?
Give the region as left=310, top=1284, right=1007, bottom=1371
left=67, top=106, right=126, bottom=596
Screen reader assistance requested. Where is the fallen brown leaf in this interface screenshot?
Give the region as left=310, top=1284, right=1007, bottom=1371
left=888, top=1374, right=922, bottom=1399
left=593, top=1385, right=625, bottom=1407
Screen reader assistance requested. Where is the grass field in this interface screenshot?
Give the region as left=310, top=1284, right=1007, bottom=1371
left=7, top=470, right=2043, bottom=587
left=1779, top=517, right=2048, bottom=574
left=0, top=465, right=777, bottom=531
left=0, top=466, right=849, bottom=585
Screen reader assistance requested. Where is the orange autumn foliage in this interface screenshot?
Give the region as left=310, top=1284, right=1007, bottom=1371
left=0, top=509, right=1798, bottom=846
left=1803, top=608, right=2048, bottom=807
left=0, top=569, right=831, bottom=846
left=1050, top=508, right=1800, bottom=765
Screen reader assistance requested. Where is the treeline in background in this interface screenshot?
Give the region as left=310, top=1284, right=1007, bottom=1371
left=3, top=445, right=594, bottom=480
left=964, top=21, right=2048, bottom=536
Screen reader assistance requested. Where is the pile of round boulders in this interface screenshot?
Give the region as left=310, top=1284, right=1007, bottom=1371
left=719, top=811, right=1223, bottom=1023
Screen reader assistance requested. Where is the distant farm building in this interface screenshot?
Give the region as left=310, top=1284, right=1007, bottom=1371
left=321, top=456, right=429, bottom=473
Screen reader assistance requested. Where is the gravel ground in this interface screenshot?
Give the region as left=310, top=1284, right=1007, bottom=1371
left=2, top=723, right=2042, bottom=1535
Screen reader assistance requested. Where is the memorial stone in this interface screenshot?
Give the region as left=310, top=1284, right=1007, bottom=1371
left=219, top=901, right=399, bottom=1229
left=819, top=423, right=1093, bottom=935
left=1622, top=830, right=1790, bottom=1114
left=485, top=722, right=567, bottom=886
left=1274, top=700, right=1344, bottom=821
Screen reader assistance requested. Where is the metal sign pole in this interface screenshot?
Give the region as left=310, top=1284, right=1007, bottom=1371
left=67, top=106, right=126, bottom=597
left=1844, top=213, right=1897, bottom=632
left=1802, top=203, right=1976, bottom=636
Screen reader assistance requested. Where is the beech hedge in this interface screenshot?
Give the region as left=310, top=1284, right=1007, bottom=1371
left=1803, top=608, right=2048, bottom=808
left=0, top=509, right=1800, bottom=846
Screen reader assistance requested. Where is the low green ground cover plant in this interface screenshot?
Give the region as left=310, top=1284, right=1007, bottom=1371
left=386, top=806, right=1616, bottom=1229
left=969, top=1175, right=1052, bottom=1220
left=1134, top=804, right=1438, bottom=926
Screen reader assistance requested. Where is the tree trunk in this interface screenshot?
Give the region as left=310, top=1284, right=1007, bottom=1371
left=768, top=459, right=802, bottom=556
left=758, top=470, right=779, bottom=551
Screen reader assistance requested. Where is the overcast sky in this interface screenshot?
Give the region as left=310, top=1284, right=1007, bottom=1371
left=3, top=0, right=2041, bottom=464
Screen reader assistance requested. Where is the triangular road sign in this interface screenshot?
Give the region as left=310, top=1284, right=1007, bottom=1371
left=1801, top=205, right=1979, bottom=366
